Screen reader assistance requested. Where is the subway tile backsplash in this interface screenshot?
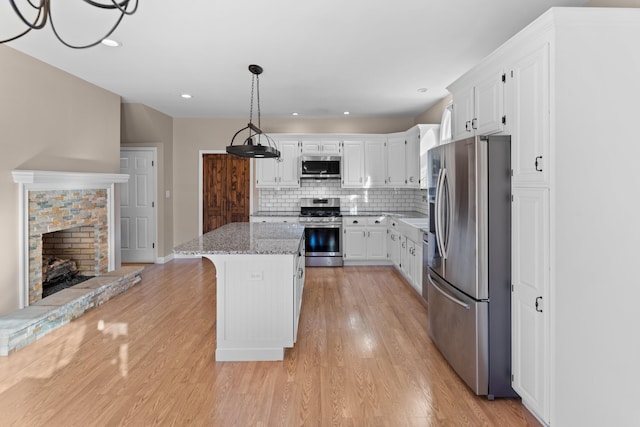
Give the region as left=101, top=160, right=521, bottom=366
left=258, top=181, right=429, bottom=215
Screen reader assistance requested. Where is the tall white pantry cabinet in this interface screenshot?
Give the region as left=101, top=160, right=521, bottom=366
left=448, top=8, right=640, bottom=427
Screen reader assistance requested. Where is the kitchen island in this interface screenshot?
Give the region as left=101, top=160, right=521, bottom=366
left=174, top=222, right=306, bottom=361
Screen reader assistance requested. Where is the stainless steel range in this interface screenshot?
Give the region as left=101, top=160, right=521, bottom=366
left=299, top=198, right=343, bottom=267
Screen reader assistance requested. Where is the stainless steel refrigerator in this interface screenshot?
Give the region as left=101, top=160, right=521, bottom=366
left=426, top=135, right=517, bottom=399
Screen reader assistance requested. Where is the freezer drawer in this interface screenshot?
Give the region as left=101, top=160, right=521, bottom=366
left=427, top=271, right=488, bottom=395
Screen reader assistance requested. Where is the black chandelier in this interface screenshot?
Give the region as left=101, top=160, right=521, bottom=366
left=1, top=0, right=139, bottom=49
left=226, top=64, right=281, bottom=159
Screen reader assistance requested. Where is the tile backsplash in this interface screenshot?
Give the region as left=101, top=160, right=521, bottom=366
left=258, top=181, right=429, bottom=214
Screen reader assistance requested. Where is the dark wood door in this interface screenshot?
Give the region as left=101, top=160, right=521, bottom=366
left=203, top=154, right=250, bottom=233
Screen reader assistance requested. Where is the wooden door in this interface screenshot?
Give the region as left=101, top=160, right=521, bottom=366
left=203, top=154, right=250, bottom=234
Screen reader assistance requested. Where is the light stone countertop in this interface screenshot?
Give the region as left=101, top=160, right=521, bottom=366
left=173, top=222, right=304, bottom=256
left=251, top=210, right=427, bottom=218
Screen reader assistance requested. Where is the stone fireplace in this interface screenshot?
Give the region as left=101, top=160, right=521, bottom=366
left=12, top=170, right=129, bottom=308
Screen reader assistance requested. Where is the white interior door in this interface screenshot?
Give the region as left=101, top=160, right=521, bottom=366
left=120, top=149, right=156, bottom=263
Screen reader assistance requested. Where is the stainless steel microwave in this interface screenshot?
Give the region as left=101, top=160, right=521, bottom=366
left=300, top=156, right=341, bottom=180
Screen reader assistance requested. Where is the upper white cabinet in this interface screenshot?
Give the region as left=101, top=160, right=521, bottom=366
left=387, top=129, right=420, bottom=188
left=300, top=140, right=341, bottom=156
left=342, top=141, right=365, bottom=187
left=418, top=124, right=440, bottom=190
left=256, top=140, right=300, bottom=188
left=342, top=137, right=388, bottom=188
left=449, top=68, right=506, bottom=142
left=507, top=42, right=550, bottom=187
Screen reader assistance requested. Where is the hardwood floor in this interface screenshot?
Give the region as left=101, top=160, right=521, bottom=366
left=0, top=260, right=540, bottom=426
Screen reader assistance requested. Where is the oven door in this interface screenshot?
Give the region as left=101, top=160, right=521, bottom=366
left=303, top=223, right=343, bottom=266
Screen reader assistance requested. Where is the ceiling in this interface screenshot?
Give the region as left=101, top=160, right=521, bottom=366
left=3, top=0, right=589, bottom=119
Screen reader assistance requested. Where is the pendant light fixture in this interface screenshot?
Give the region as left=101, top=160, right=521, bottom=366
left=226, top=64, right=281, bottom=159
left=1, top=0, right=138, bottom=49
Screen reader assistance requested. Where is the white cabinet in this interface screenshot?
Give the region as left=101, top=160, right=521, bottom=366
left=252, top=216, right=299, bottom=223
left=387, top=131, right=419, bottom=188
left=300, top=140, right=341, bottom=155
left=511, top=187, right=549, bottom=421
left=399, top=236, right=422, bottom=294
left=387, top=223, right=401, bottom=267
left=293, top=242, right=305, bottom=341
left=342, top=141, right=365, bottom=188
left=364, top=139, right=387, bottom=187
left=256, top=140, right=300, bottom=188
left=388, top=218, right=423, bottom=293
left=419, top=124, right=440, bottom=190
left=507, top=42, right=550, bottom=187
left=342, top=138, right=387, bottom=188
left=343, top=216, right=387, bottom=262
left=449, top=69, right=505, bottom=142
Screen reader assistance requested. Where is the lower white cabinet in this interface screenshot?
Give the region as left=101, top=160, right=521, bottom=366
left=511, top=187, right=550, bottom=420
left=400, top=236, right=422, bottom=294
left=343, top=216, right=387, bottom=261
left=251, top=216, right=299, bottom=223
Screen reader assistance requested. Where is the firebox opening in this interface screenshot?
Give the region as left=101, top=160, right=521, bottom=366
left=41, top=226, right=98, bottom=298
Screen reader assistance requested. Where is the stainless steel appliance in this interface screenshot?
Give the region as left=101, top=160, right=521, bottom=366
left=300, top=156, right=341, bottom=180
left=426, top=135, right=517, bottom=399
left=299, top=198, right=343, bottom=266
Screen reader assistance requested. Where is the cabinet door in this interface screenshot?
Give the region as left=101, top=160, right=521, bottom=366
left=387, top=135, right=406, bottom=187
left=256, top=157, right=279, bottom=187
left=387, top=229, right=401, bottom=267
left=364, top=139, right=387, bottom=187
left=278, top=141, right=300, bottom=187
left=300, top=141, right=322, bottom=155
left=366, top=227, right=387, bottom=260
left=413, top=240, right=423, bottom=294
left=511, top=187, right=550, bottom=422
left=405, top=130, right=420, bottom=188
left=320, top=141, right=341, bottom=155
left=509, top=43, right=550, bottom=187
left=342, top=141, right=365, bottom=188
left=451, top=86, right=475, bottom=141
left=475, top=71, right=505, bottom=136
left=343, top=227, right=366, bottom=260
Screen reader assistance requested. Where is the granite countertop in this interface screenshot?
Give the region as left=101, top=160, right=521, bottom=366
left=174, top=222, right=305, bottom=256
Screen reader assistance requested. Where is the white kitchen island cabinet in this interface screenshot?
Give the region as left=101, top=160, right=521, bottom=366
left=174, top=222, right=305, bottom=362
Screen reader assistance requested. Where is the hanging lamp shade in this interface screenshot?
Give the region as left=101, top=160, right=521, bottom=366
left=226, top=65, right=281, bottom=159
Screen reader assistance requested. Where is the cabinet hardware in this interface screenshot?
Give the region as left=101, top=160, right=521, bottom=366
left=502, top=115, right=507, bottom=125
left=535, top=156, right=543, bottom=172
left=502, top=73, right=506, bottom=83
left=363, top=231, right=366, bottom=237
left=535, top=296, right=543, bottom=312
left=471, top=118, right=478, bottom=130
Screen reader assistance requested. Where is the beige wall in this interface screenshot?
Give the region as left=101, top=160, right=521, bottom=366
left=121, top=104, right=174, bottom=259
left=172, top=117, right=418, bottom=246
left=0, top=45, right=121, bottom=316
left=586, top=0, right=640, bottom=6
left=414, top=95, right=452, bottom=124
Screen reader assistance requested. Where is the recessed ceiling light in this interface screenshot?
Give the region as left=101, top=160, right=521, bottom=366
left=292, top=112, right=299, bottom=116
left=417, top=88, right=428, bottom=93
left=101, top=39, right=121, bottom=47
left=343, top=111, right=350, bottom=115
left=181, top=93, right=193, bottom=99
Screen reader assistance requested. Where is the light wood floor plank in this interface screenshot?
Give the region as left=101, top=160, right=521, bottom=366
left=0, top=259, right=540, bottom=426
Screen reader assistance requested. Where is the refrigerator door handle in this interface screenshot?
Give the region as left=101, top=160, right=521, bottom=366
left=435, top=168, right=446, bottom=258
left=441, top=168, right=450, bottom=259
left=428, top=274, right=470, bottom=310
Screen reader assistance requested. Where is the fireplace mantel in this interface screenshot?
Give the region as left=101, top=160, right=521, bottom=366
left=12, top=170, right=129, bottom=308
left=12, top=170, right=129, bottom=189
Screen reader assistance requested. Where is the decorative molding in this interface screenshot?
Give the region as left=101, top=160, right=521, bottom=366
left=12, top=170, right=129, bottom=190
